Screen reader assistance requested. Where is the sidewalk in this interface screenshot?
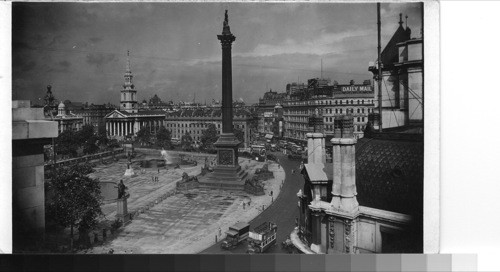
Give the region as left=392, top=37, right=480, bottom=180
left=290, top=228, right=315, bottom=254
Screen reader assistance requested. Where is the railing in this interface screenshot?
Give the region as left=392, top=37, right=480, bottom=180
left=44, top=149, right=125, bottom=170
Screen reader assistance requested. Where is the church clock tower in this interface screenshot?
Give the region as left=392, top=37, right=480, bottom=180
left=120, top=50, right=138, bottom=113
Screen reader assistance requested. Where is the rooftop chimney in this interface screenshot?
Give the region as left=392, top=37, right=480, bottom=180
left=331, top=115, right=358, bottom=215
left=306, top=132, right=326, bottom=164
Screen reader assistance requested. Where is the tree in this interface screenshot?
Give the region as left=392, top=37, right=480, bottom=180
left=234, top=127, right=245, bottom=144
left=96, top=123, right=109, bottom=148
left=56, top=130, right=79, bottom=157
left=78, top=125, right=99, bottom=154
left=156, top=126, right=172, bottom=148
left=200, top=123, right=218, bottom=150
left=136, top=127, right=151, bottom=145
left=45, top=163, right=103, bottom=250
left=181, top=132, right=193, bottom=151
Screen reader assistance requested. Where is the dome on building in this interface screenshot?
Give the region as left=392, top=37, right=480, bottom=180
left=58, top=101, right=65, bottom=109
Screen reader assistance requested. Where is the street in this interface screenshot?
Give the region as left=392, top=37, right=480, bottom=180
left=200, top=152, right=303, bottom=254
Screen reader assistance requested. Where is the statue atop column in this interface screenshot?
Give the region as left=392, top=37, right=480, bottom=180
left=117, top=180, right=129, bottom=199
left=222, top=9, right=231, bottom=34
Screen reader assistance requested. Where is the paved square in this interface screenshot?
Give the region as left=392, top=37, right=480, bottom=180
left=83, top=152, right=285, bottom=254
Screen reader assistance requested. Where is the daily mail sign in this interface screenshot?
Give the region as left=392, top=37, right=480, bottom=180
left=341, top=85, right=373, bottom=92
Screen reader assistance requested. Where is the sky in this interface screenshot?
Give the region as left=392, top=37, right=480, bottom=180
left=12, top=2, right=422, bottom=105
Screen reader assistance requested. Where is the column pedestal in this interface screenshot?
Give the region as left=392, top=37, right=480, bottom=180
left=198, top=133, right=248, bottom=190
left=116, top=195, right=130, bottom=224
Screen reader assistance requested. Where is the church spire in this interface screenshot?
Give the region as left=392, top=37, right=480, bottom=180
left=126, top=50, right=131, bottom=73
left=121, top=50, right=138, bottom=113
left=124, top=50, right=134, bottom=89
left=398, top=13, right=403, bottom=27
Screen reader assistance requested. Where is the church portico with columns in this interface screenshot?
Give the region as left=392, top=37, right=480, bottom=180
left=105, top=110, right=165, bottom=140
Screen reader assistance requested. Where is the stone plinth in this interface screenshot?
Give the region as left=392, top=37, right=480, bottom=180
left=116, top=195, right=130, bottom=224
left=12, top=100, right=58, bottom=247
left=199, top=133, right=248, bottom=190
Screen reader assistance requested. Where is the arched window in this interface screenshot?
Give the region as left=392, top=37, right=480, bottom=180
left=357, top=117, right=360, bottom=122
left=335, top=100, right=338, bottom=105
left=357, top=100, right=360, bottom=104
left=350, top=100, right=353, bottom=104
left=357, top=108, right=360, bottom=113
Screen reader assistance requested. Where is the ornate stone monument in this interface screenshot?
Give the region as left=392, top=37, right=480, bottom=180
left=199, top=10, right=247, bottom=190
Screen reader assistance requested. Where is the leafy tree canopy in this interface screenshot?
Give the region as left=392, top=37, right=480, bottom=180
left=46, top=163, right=103, bottom=247
left=200, top=123, right=218, bottom=149
left=156, top=126, right=172, bottom=148
left=136, top=127, right=151, bottom=144
left=77, top=125, right=99, bottom=155
left=181, top=132, right=193, bottom=150
left=56, top=130, right=79, bottom=157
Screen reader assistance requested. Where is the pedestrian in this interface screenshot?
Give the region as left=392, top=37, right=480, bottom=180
left=295, top=218, right=298, bottom=226
left=243, top=202, right=246, bottom=210
left=271, top=190, right=273, bottom=197
left=158, top=168, right=160, bottom=173
left=218, top=227, right=222, bottom=237
left=152, top=176, right=154, bottom=182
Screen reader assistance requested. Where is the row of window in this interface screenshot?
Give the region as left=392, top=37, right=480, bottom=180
left=323, top=108, right=371, bottom=114
left=166, top=123, right=246, bottom=129
left=324, top=125, right=366, bottom=132
left=287, top=99, right=374, bottom=107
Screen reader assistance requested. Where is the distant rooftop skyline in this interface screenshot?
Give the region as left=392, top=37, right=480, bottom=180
left=12, top=2, right=422, bottom=105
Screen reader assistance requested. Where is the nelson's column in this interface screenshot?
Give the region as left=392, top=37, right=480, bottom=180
left=199, top=10, right=248, bottom=189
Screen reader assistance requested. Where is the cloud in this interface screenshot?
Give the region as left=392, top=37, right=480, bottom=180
left=86, top=53, right=116, bottom=66
left=59, top=60, right=71, bottom=68
left=47, top=35, right=69, bottom=47
left=89, top=37, right=103, bottom=43
left=235, top=29, right=371, bottom=58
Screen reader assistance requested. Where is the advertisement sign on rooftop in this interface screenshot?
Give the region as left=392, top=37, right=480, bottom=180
left=340, top=85, right=373, bottom=92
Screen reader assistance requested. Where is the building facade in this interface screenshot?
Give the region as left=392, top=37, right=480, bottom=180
left=165, top=107, right=252, bottom=147
left=53, top=101, right=84, bottom=134
left=72, top=103, right=116, bottom=129
left=283, top=81, right=375, bottom=143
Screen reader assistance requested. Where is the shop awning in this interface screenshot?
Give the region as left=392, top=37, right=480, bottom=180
left=265, top=134, right=274, bottom=139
